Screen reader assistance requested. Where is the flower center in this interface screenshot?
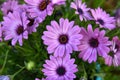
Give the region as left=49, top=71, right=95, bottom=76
left=28, top=18, right=34, bottom=26
left=16, top=25, right=24, bottom=35
left=89, top=38, right=99, bottom=48
left=7, top=9, right=13, bottom=14
left=110, top=43, right=119, bottom=56
left=39, top=0, right=50, bottom=11
left=77, top=8, right=83, bottom=15
left=97, top=19, right=104, bottom=25
left=115, top=44, right=119, bottom=50
left=59, top=34, right=68, bottom=44
left=56, top=66, right=66, bottom=76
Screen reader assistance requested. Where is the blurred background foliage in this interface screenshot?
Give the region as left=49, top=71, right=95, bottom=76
left=0, top=0, right=120, bottom=80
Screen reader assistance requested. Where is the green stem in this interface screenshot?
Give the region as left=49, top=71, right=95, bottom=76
left=11, top=66, right=25, bottom=80
left=82, top=62, right=87, bottom=78
left=0, top=50, right=9, bottom=74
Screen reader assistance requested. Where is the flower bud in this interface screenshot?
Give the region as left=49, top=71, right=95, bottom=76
left=26, top=61, right=35, bottom=70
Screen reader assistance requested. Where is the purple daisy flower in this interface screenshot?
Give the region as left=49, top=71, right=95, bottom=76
left=1, top=0, right=20, bottom=16
left=17, top=4, right=39, bottom=34
left=42, top=54, right=78, bottom=80
left=24, top=0, right=66, bottom=22
left=27, top=17, right=39, bottom=34
left=91, top=7, right=116, bottom=30
left=2, top=11, right=29, bottom=46
left=78, top=24, right=111, bottom=63
left=105, top=36, right=120, bottom=66
left=70, top=0, right=92, bottom=21
left=0, top=75, right=10, bottom=80
left=42, top=18, right=83, bottom=57
left=24, top=0, right=54, bottom=22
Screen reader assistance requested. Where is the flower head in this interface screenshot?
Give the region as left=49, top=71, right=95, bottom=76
left=24, top=0, right=66, bottom=22
left=24, top=0, right=53, bottom=22
left=0, top=75, right=10, bottom=80
left=42, top=18, right=83, bottom=57
left=78, top=24, right=111, bottom=63
left=42, top=54, right=78, bottom=80
left=1, top=0, right=20, bottom=16
left=2, top=11, right=29, bottom=46
left=18, top=4, right=39, bottom=34
left=70, top=0, right=92, bottom=21
left=105, top=36, right=120, bottom=66
left=91, top=7, right=116, bottom=30
left=27, top=17, right=39, bottom=34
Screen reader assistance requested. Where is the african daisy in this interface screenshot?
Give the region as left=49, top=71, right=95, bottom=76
left=91, top=7, right=116, bottom=30
left=105, top=36, right=120, bottom=66
left=24, top=0, right=66, bottom=22
left=2, top=11, right=29, bottom=46
left=42, top=18, right=83, bottom=57
left=70, top=0, right=92, bottom=21
left=42, top=54, right=78, bottom=80
left=78, top=24, right=111, bottom=63
left=1, top=0, right=20, bottom=16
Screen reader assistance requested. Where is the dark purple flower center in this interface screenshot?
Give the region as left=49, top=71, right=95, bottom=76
left=113, top=44, right=119, bottom=53
left=89, top=38, right=99, bottom=48
left=115, top=44, right=119, bottom=50
left=56, top=66, right=66, bottom=76
left=16, top=25, right=24, bottom=35
left=7, top=9, right=13, bottom=14
left=59, top=34, right=68, bottom=44
left=77, top=8, right=83, bottom=15
left=110, top=44, right=119, bottom=57
left=109, top=52, right=114, bottom=57
left=28, top=18, right=34, bottom=26
left=97, top=19, right=104, bottom=25
left=38, top=0, right=51, bottom=11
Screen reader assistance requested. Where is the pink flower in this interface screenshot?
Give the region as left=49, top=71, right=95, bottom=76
left=18, top=4, right=40, bottom=34
left=42, top=54, right=78, bottom=80
left=24, top=0, right=52, bottom=22
left=78, top=24, right=111, bottom=63
left=1, top=0, right=20, bottom=16
left=91, top=7, right=116, bottom=30
left=2, top=11, right=29, bottom=46
left=27, top=17, right=39, bottom=34
left=70, top=0, right=92, bottom=21
left=105, top=36, right=120, bottom=66
left=24, top=0, right=66, bottom=22
left=42, top=18, right=83, bottom=57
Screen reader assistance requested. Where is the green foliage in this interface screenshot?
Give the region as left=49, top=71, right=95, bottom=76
left=0, top=0, right=120, bottom=80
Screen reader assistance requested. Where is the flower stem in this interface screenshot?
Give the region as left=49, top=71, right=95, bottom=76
left=11, top=66, right=25, bottom=80
left=82, top=62, right=87, bottom=78
left=0, top=50, right=9, bottom=74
